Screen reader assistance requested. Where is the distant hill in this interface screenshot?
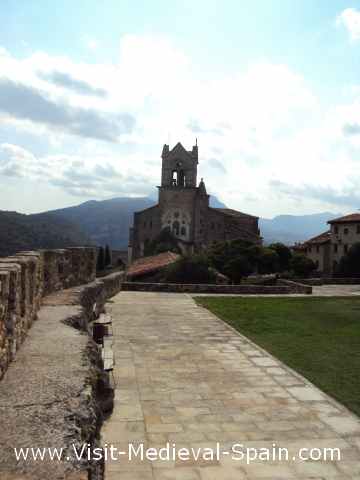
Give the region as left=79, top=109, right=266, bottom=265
left=1, top=194, right=341, bottom=257
left=46, top=195, right=227, bottom=249
left=0, top=210, right=91, bottom=257
left=46, top=198, right=339, bottom=248
left=260, top=212, right=340, bottom=245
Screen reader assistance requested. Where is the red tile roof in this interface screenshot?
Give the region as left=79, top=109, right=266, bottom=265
left=328, top=213, right=360, bottom=224
left=305, top=230, right=331, bottom=245
left=127, top=251, right=180, bottom=279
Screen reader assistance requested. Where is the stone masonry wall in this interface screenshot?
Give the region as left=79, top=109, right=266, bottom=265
left=0, top=247, right=96, bottom=380
left=122, top=280, right=312, bottom=295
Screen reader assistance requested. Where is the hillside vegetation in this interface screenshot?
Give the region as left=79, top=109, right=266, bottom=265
left=0, top=210, right=91, bottom=257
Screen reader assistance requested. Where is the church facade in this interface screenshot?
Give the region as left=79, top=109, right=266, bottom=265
left=129, top=142, right=261, bottom=261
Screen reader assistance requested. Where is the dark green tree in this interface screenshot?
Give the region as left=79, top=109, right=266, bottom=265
left=206, top=239, right=256, bottom=273
left=290, top=254, right=316, bottom=277
left=257, top=247, right=280, bottom=274
left=164, top=254, right=216, bottom=284
left=144, top=227, right=181, bottom=256
left=268, top=243, right=292, bottom=272
left=96, top=246, right=105, bottom=272
left=104, top=244, right=112, bottom=267
left=117, top=257, right=125, bottom=269
left=338, top=242, right=360, bottom=275
left=224, top=255, right=254, bottom=283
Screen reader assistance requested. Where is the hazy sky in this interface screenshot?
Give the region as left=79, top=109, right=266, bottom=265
left=0, top=0, right=360, bottom=217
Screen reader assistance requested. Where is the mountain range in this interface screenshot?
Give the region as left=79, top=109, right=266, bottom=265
left=0, top=195, right=341, bottom=257
left=259, top=212, right=340, bottom=245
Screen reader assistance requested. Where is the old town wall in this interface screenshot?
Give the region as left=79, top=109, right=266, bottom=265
left=0, top=247, right=96, bottom=379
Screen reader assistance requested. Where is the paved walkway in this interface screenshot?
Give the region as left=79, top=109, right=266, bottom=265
left=313, top=285, right=360, bottom=296
left=102, top=292, right=360, bottom=479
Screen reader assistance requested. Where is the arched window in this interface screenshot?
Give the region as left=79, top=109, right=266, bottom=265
left=178, top=170, right=185, bottom=187
left=172, top=221, right=180, bottom=236
left=171, top=169, right=186, bottom=187
left=180, top=226, right=186, bottom=236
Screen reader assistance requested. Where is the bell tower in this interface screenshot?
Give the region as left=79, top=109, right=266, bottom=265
left=160, top=142, right=198, bottom=188
left=157, top=142, right=202, bottom=248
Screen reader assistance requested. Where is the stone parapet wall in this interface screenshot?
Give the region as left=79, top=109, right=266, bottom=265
left=122, top=281, right=312, bottom=295
left=0, top=247, right=96, bottom=379
left=0, top=270, right=125, bottom=479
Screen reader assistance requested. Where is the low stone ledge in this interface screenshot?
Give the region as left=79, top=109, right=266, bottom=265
left=296, top=277, right=360, bottom=285
left=121, top=281, right=309, bottom=294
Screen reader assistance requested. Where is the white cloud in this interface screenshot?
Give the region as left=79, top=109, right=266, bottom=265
left=0, top=46, right=9, bottom=57
left=82, top=36, right=99, bottom=51
left=0, top=143, right=37, bottom=177
left=0, top=142, right=157, bottom=198
left=0, top=34, right=360, bottom=216
left=336, top=8, right=360, bottom=41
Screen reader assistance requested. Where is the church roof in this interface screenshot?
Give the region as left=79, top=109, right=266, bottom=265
left=134, top=203, right=159, bottom=215
left=212, top=208, right=259, bottom=220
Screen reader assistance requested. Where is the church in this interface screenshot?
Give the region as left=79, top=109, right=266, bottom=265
left=128, top=142, right=261, bottom=261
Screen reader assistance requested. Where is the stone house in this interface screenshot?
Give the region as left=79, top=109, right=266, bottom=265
left=303, top=213, right=360, bottom=274
left=303, top=231, right=331, bottom=274
left=128, top=142, right=261, bottom=261
left=328, top=213, right=360, bottom=272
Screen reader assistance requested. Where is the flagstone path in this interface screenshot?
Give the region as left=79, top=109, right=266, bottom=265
left=102, top=291, right=360, bottom=479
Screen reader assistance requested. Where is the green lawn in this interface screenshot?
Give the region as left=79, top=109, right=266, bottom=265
left=195, top=296, right=360, bottom=416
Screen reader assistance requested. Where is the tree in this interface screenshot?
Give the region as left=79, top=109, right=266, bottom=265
left=224, top=255, right=254, bottom=283
left=269, top=243, right=292, bottom=272
left=144, top=227, right=181, bottom=257
left=338, top=242, right=360, bottom=275
left=117, top=257, right=125, bottom=269
left=206, top=239, right=257, bottom=274
left=257, top=248, right=280, bottom=274
left=164, top=255, right=216, bottom=284
left=97, top=246, right=105, bottom=272
left=290, top=254, right=316, bottom=277
left=104, top=244, right=112, bottom=267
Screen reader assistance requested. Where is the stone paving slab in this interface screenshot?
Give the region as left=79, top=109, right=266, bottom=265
left=102, top=292, right=360, bottom=479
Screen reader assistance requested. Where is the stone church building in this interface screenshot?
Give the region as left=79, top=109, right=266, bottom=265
left=129, top=142, right=261, bottom=261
